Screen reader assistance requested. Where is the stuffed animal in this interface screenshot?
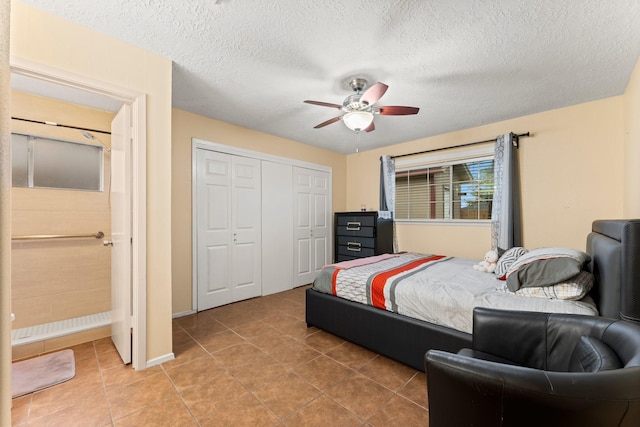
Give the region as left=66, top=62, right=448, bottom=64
left=473, top=250, right=499, bottom=273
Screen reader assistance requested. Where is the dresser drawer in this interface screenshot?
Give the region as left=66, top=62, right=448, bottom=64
left=336, top=215, right=375, bottom=228
left=337, top=235, right=375, bottom=248
left=336, top=225, right=375, bottom=238
left=337, top=245, right=376, bottom=258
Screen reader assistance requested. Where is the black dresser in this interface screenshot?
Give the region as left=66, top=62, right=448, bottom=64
left=334, top=211, right=394, bottom=262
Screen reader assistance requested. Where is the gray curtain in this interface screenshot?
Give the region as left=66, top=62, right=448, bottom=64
left=380, top=155, right=398, bottom=252
left=491, top=133, right=522, bottom=253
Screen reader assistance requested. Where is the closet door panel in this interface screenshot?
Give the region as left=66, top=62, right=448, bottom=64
left=262, top=161, right=294, bottom=296
left=294, top=167, right=330, bottom=286
left=196, top=150, right=232, bottom=310
left=231, top=156, right=261, bottom=301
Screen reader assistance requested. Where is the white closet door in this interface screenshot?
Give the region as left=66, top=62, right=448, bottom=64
left=311, top=170, right=330, bottom=274
left=196, top=150, right=233, bottom=311
left=230, top=156, right=262, bottom=301
left=293, top=167, right=330, bottom=286
left=196, top=150, right=261, bottom=310
left=261, top=161, right=294, bottom=295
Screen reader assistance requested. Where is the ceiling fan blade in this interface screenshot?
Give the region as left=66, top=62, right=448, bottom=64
left=360, top=82, right=388, bottom=105
left=377, top=106, right=420, bottom=115
left=364, top=121, right=375, bottom=132
left=313, top=116, right=342, bottom=129
left=304, top=100, right=343, bottom=109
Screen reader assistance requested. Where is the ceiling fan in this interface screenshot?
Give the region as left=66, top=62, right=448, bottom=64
left=304, top=78, right=419, bottom=132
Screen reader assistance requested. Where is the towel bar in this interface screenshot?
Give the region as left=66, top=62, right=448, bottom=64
left=11, top=231, right=105, bottom=240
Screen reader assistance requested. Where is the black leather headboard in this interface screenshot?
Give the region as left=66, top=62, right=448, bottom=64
left=587, top=219, right=640, bottom=322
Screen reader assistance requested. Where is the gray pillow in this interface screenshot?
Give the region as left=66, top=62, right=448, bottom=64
left=569, top=336, right=622, bottom=372
left=505, top=247, right=590, bottom=292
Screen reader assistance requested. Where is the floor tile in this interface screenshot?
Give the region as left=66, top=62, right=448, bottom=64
left=228, top=355, right=290, bottom=391
left=28, top=374, right=104, bottom=420
left=284, top=395, right=363, bottom=427
left=294, top=355, right=355, bottom=391
left=211, top=342, right=269, bottom=368
left=101, top=362, right=164, bottom=389
left=180, top=372, right=250, bottom=421
left=107, top=372, right=177, bottom=421
left=326, top=373, right=394, bottom=420
left=302, top=330, right=346, bottom=353
left=268, top=340, right=322, bottom=369
left=367, top=394, right=429, bottom=426
left=253, top=372, right=321, bottom=419
left=28, top=391, right=111, bottom=427
left=10, top=395, right=31, bottom=426
left=358, top=355, right=418, bottom=391
left=114, top=394, right=198, bottom=427
left=326, top=341, right=378, bottom=370
left=96, top=348, right=126, bottom=370
left=162, top=340, right=209, bottom=368
left=199, top=329, right=247, bottom=353
left=198, top=394, right=280, bottom=427
left=398, top=372, right=429, bottom=409
left=164, top=354, right=226, bottom=392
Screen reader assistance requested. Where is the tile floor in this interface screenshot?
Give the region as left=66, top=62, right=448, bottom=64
left=11, top=285, right=430, bottom=426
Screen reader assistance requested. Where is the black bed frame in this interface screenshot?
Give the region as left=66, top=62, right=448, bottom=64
left=306, top=219, right=640, bottom=371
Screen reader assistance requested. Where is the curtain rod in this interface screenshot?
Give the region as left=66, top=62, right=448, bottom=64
left=11, top=116, right=111, bottom=135
left=390, top=132, right=530, bottom=159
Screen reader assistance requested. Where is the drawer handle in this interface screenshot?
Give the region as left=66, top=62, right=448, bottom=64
left=346, top=242, right=361, bottom=252
left=346, top=221, right=361, bottom=231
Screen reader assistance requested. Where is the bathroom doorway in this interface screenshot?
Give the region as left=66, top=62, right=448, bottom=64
left=9, top=59, right=148, bottom=370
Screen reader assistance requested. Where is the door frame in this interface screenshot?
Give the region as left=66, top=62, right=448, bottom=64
left=191, top=138, right=332, bottom=311
left=10, top=57, right=148, bottom=370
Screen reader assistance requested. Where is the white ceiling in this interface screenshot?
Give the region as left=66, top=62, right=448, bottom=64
left=16, top=0, right=640, bottom=154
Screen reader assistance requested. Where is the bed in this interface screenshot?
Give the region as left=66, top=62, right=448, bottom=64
left=305, top=219, right=640, bottom=371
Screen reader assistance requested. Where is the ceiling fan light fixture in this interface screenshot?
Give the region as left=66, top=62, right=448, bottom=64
left=343, top=111, right=374, bottom=132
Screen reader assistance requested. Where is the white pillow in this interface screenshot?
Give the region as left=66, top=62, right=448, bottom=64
left=512, top=270, right=594, bottom=300
left=495, top=247, right=528, bottom=279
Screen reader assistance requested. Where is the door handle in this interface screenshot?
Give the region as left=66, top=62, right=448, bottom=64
left=103, top=240, right=113, bottom=247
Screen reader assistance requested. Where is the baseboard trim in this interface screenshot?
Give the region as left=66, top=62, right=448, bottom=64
left=172, top=310, right=196, bottom=319
left=146, top=352, right=175, bottom=368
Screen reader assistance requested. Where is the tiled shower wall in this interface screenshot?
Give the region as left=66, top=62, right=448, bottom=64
left=10, top=90, right=114, bottom=360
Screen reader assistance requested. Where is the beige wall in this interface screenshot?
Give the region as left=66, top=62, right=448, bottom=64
left=346, top=97, right=624, bottom=258
left=171, top=108, right=347, bottom=314
left=10, top=90, right=113, bottom=359
left=10, top=2, right=173, bottom=363
left=624, top=57, right=640, bottom=217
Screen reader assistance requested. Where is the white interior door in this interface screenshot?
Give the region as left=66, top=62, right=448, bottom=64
left=196, top=151, right=261, bottom=310
left=230, top=156, right=261, bottom=301
left=293, top=167, right=330, bottom=286
left=110, top=104, right=132, bottom=364
left=311, top=171, right=330, bottom=273
left=196, top=150, right=233, bottom=311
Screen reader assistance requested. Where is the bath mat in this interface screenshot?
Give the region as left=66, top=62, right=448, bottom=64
left=11, top=349, right=75, bottom=398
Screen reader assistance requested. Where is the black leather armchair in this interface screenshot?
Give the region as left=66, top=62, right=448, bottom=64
left=425, top=307, right=640, bottom=427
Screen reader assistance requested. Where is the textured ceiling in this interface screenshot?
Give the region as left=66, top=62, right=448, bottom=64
left=16, top=0, right=640, bottom=154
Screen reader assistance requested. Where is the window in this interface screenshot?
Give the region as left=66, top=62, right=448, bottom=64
left=395, top=157, right=494, bottom=221
left=11, top=133, right=104, bottom=191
